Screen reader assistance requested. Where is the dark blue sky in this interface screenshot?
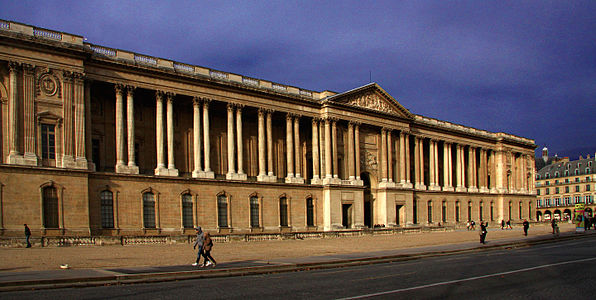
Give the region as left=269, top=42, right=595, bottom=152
left=2, top=1, right=595, bottom=160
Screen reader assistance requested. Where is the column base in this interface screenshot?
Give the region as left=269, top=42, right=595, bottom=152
left=200, top=171, right=215, bottom=179
left=87, top=162, right=96, bottom=172
left=400, top=181, right=413, bottom=188
left=442, top=186, right=455, bottom=192
left=22, top=152, right=39, bottom=166
left=156, top=166, right=178, bottom=176
left=479, top=187, right=490, bottom=193
left=285, top=176, right=304, bottom=184
left=7, top=152, right=23, bottom=165
left=456, top=186, right=467, bottom=192
left=428, top=184, right=442, bottom=191
left=378, top=181, right=396, bottom=188
left=62, top=155, right=77, bottom=169
left=414, top=183, right=427, bottom=190
left=117, top=164, right=139, bottom=174
left=257, top=174, right=278, bottom=182
left=489, top=188, right=498, bottom=194
left=310, top=177, right=323, bottom=185
left=468, top=187, right=479, bottom=193
left=226, top=172, right=247, bottom=180
left=75, top=157, right=88, bottom=170
left=323, top=177, right=342, bottom=185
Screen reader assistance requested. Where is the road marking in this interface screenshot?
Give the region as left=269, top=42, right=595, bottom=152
left=337, top=256, right=596, bottom=300
left=351, top=272, right=416, bottom=282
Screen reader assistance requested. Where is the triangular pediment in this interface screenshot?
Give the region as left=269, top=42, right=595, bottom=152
left=326, top=83, right=413, bottom=119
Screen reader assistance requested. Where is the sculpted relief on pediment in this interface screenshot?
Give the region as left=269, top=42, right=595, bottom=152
left=344, top=92, right=400, bottom=115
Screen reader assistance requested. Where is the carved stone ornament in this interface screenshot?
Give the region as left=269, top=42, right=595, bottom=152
left=37, top=73, right=61, bottom=97
left=345, top=91, right=399, bottom=115
left=361, top=149, right=378, bottom=172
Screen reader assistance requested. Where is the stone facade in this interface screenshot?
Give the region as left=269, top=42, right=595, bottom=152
left=0, top=19, right=536, bottom=237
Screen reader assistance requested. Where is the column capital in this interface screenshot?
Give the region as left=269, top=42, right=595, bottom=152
left=165, top=92, right=175, bottom=101
left=348, top=120, right=360, bottom=126
left=155, top=90, right=164, bottom=99
left=62, top=71, right=74, bottom=83
left=235, top=103, right=244, bottom=111
left=192, top=96, right=201, bottom=106
left=8, top=61, right=21, bottom=72
left=22, top=63, right=35, bottom=75
left=73, top=72, right=85, bottom=84
left=227, top=102, right=235, bottom=111
left=266, top=108, right=274, bottom=114
left=115, top=84, right=125, bottom=94
left=125, top=85, right=134, bottom=96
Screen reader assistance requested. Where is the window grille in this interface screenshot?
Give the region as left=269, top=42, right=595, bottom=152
left=143, top=192, right=156, bottom=228
left=182, top=194, right=193, bottom=228
left=100, top=190, right=114, bottom=228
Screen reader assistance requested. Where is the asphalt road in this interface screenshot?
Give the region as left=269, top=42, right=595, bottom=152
left=3, top=236, right=596, bottom=300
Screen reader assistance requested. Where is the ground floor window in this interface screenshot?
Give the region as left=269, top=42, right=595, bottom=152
left=143, top=192, right=156, bottom=228
left=100, top=190, right=114, bottom=228
left=43, top=186, right=59, bottom=228
left=217, top=194, right=228, bottom=227
left=279, top=197, right=289, bottom=227
left=250, top=196, right=260, bottom=228
left=306, top=198, right=314, bottom=226
left=182, top=193, right=193, bottom=228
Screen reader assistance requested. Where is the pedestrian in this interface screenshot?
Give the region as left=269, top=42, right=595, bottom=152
left=551, top=218, right=556, bottom=234
left=24, top=224, right=31, bottom=248
left=470, top=220, right=476, bottom=230
left=479, top=221, right=487, bottom=244
left=506, top=219, right=512, bottom=229
left=466, top=220, right=470, bottom=230
left=192, top=226, right=205, bottom=267
left=501, top=219, right=505, bottom=230
left=522, top=219, right=529, bottom=236
left=202, top=232, right=217, bottom=267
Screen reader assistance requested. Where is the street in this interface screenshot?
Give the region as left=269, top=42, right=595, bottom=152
left=3, top=236, right=596, bottom=299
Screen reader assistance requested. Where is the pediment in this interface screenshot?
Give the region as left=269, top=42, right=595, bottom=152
left=327, top=83, right=413, bottom=119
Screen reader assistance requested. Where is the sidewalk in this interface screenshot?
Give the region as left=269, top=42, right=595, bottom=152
left=0, top=223, right=591, bottom=291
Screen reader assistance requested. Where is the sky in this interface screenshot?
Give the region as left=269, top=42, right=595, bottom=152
left=2, top=1, right=595, bottom=160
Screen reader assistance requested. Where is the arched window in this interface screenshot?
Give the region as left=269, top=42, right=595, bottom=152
left=467, top=201, right=472, bottom=221
left=143, top=192, right=156, bottom=228
left=565, top=170, right=569, bottom=176
left=479, top=201, right=484, bottom=221
left=217, top=194, right=228, bottom=228
left=306, top=197, right=315, bottom=227
left=555, top=172, right=559, bottom=178
left=250, top=195, right=260, bottom=228
left=441, top=201, right=447, bottom=223
left=42, top=186, right=59, bottom=228
left=575, top=169, right=579, bottom=175
left=536, top=174, right=541, bottom=180
left=279, top=197, right=288, bottom=227
left=100, top=190, right=114, bottom=228
left=182, top=193, right=193, bottom=228
left=455, top=201, right=460, bottom=222
left=427, top=201, right=433, bottom=223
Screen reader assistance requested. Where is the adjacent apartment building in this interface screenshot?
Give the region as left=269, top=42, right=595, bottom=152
left=535, top=153, right=595, bottom=221
left=0, top=20, right=536, bottom=237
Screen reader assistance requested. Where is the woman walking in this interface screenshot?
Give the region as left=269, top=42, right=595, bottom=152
left=202, top=232, right=217, bottom=267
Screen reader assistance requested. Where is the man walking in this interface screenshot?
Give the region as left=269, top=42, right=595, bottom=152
left=551, top=218, right=556, bottom=234
left=24, top=224, right=31, bottom=248
left=479, top=221, right=487, bottom=244
left=522, top=219, right=529, bottom=236
left=192, top=226, right=205, bottom=267
left=501, top=219, right=505, bottom=230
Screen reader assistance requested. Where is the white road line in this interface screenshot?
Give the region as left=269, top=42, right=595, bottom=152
left=337, top=256, right=596, bottom=300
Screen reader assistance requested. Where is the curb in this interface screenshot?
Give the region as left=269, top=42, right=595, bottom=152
left=1, top=233, right=593, bottom=292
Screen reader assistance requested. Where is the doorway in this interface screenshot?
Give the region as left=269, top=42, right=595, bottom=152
left=362, top=172, right=373, bottom=228
left=396, top=205, right=403, bottom=226
left=342, top=204, right=353, bottom=228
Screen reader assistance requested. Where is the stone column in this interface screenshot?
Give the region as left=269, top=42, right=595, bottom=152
left=332, top=120, right=338, bottom=179
left=399, top=132, right=406, bottom=185
left=294, top=115, right=303, bottom=181
left=202, top=100, right=214, bottom=178
left=381, top=128, right=388, bottom=182
left=387, top=130, right=393, bottom=183
left=257, top=108, right=266, bottom=180
left=7, top=62, right=20, bottom=163
left=417, top=137, right=426, bottom=190
left=266, top=110, right=274, bottom=177
left=226, top=103, right=236, bottom=178
left=355, top=123, right=361, bottom=182
left=73, top=72, right=87, bottom=169
left=324, top=118, right=332, bottom=180
left=443, top=142, right=454, bottom=191
left=84, top=80, right=94, bottom=170
left=192, top=97, right=202, bottom=178
left=236, top=105, right=246, bottom=180
left=470, top=147, right=478, bottom=192
left=62, top=72, right=75, bottom=168
left=126, top=86, right=139, bottom=174
left=347, top=122, right=355, bottom=181
left=114, top=84, right=125, bottom=171
left=311, top=118, right=321, bottom=184
left=319, top=121, right=326, bottom=178
left=22, top=64, right=37, bottom=165
left=285, top=113, right=294, bottom=181
left=154, top=91, right=166, bottom=175
left=405, top=133, right=412, bottom=187
left=414, top=137, right=420, bottom=189
left=429, top=140, right=436, bottom=188
left=166, top=93, right=178, bottom=176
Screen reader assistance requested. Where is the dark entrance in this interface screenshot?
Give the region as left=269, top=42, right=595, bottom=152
left=362, top=173, right=372, bottom=228
left=396, top=205, right=403, bottom=226
left=342, top=204, right=353, bottom=228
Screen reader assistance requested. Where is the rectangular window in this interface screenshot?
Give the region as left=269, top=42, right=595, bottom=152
left=250, top=196, right=260, bottom=228
left=575, top=185, right=580, bottom=192
left=537, top=189, right=541, bottom=196
left=546, top=188, right=550, bottom=195
left=306, top=198, right=314, bottom=226
left=586, top=185, right=591, bottom=192
left=143, top=193, right=156, bottom=228
left=41, top=124, right=56, bottom=159
left=100, top=191, right=114, bottom=228
left=555, top=187, right=559, bottom=194
left=280, top=197, right=288, bottom=227
left=217, top=195, right=228, bottom=227
left=565, top=186, right=570, bottom=193
left=182, top=194, right=193, bottom=228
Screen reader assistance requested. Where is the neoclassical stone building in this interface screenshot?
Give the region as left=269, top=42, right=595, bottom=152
left=0, top=20, right=536, bottom=237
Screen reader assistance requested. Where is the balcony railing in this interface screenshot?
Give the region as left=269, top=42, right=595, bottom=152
left=33, top=28, right=62, bottom=40
left=90, top=45, right=116, bottom=57
left=0, top=20, right=9, bottom=30
left=134, top=54, right=157, bottom=65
